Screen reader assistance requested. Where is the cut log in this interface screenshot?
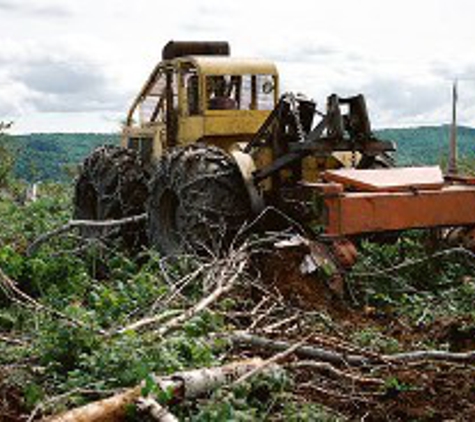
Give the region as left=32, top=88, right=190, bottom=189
left=44, top=387, right=141, bottom=422
left=45, top=358, right=265, bottom=422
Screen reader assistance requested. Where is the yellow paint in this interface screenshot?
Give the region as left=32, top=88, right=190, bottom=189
left=203, top=111, right=270, bottom=137
left=180, top=56, right=278, bottom=77
left=122, top=44, right=357, bottom=194
left=178, top=116, right=204, bottom=145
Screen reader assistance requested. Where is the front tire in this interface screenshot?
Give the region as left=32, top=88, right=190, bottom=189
left=147, top=144, right=252, bottom=255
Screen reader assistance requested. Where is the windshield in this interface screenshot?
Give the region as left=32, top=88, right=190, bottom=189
left=206, top=74, right=276, bottom=111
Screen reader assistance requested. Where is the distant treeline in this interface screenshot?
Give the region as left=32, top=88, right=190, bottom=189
left=377, top=125, right=475, bottom=166
left=5, top=126, right=475, bottom=182
left=10, top=133, right=120, bottom=182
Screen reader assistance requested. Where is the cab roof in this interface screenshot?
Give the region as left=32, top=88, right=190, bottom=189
left=178, top=56, right=278, bottom=76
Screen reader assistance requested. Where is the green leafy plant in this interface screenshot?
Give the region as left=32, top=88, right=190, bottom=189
left=189, top=370, right=289, bottom=421
left=351, top=327, right=401, bottom=354
left=384, top=376, right=415, bottom=394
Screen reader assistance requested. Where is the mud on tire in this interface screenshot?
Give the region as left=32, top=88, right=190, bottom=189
left=147, top=144, right=252, bottom=255
left=73, top=145, right=149, bottom=248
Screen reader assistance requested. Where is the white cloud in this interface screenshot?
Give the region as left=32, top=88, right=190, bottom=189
left=0, top=40, right=128, bottom=130
left=0, top=0, right=71, bottom=16
left=1, top=0, right=475, bottom=132
left=0, top=75, right=38, bottom=116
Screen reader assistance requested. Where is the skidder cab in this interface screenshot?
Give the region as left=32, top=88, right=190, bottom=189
left=122, top=41, right=279, bottom=163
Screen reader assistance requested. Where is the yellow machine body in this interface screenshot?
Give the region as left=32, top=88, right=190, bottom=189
left=121, top=42, right=348, bottom=197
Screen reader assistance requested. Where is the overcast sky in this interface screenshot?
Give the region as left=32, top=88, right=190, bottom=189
left=1, top=0, right=475, bottom=134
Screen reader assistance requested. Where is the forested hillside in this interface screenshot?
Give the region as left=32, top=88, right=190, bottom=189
left=10, top=133, right=120, bottom=182
left=8, top=126, right=475, bottom=182
left=377, top=125, right=475, bottom=166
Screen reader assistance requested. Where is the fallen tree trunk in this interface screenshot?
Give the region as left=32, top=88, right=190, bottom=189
left=228, top=332, right=374, bottom=366
left=45, top=358, right=265, bottom=422
left=228, top=332, right=475, bottom=367
left=44, top=387, right=141, bottom=422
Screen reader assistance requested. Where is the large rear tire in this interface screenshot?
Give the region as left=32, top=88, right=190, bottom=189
left=73, top=145, right=149, bottom=248
left=147, top=144, right=252, bottom=255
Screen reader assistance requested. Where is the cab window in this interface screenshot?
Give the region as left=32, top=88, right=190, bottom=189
left=206, top=74, right=276, bottom=111
left=256, top=74, right=276, bottom=110
left=138, top=67, right=178, bottom=124
left=139, top=70, right=166, bottom=124
left=207, top=75, right=238, bottom=110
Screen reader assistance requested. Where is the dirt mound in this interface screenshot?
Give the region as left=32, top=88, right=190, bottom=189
left=0, top=379, right=26, bottom=422
left=257, top=245, right=350, bottom=314
left=254, top=245, right=475, bottom=421
left=294, top=363, right=475, bottom=421
left=427, top=316, right=475, bottom=352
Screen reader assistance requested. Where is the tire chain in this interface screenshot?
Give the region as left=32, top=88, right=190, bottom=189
left=147, top=144, right=251, bottom=255
left=74, top=145, right=149, bottom=248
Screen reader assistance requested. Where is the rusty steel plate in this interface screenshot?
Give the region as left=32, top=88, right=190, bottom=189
left=323, top=166, right=444, bottom=192
left=324, top=185, right=475, bottom=236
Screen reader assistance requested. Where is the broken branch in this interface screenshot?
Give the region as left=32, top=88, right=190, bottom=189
left=386, top=350, right=475, bottom=364
left=234, top=333, right=313, bottom=385
left=26, top=213, right=147, bottom=256
left=289, top=360, right=384, bottom=386
left=0, top=266, right=106, bottom=335
left=156, top=254, right=247, bottom=338
left=228, top=332, right=373, bottom=366
left=136, top=397, right=178, bottom=422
